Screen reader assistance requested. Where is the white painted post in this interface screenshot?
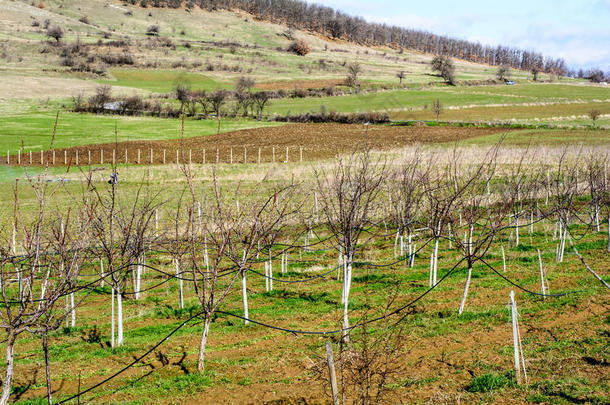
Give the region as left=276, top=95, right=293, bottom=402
left=537, top=249, right=546, bottom=298
left=501, top=245, right=506, bottom=273
left=53, top=150, right=55, bottom=165
left=29, top=150, right=32, bottom=165
left=88, top=150, right=91, bottom=165
left=509, top=290, right=527, bottom=384
left=111, top=286, right=115, bottom=348
left=41, top=150, right=43, bottom=165
left=230, top=148, right=233, bottom=164
left=125, top=149, right=128, bottom=164
left=138, top=149, right=141, bottom=164
left=18, top=150, right=20, bottom=165
left=150, top=148, right=153, bottom=164
left=242, top=270, right=249, bottom=325
left=285, top=146, right=288, bottom=163
left=163, top=149, right=166, bottom=165
left=112, top=149, right=115, bottom=165
left=64, top=150, right=66, bottom=165
left=189, top=149, right=192, bottom=165
left=176, top=149, right=179, bottom=164
left=272, top=147, right=275, bottom=162
left=300, top=147, right=303, bottom=163
left=100, top=259, right=105, bottom=288
left=203, top=149, right=205, bottom=164
left=6, top=151, right=8, bottom=165
left=100, top=149, right=103, bottom=164
left=258, top=147, right=261, bottom=164
left=75, top=150, right=78, bottom=165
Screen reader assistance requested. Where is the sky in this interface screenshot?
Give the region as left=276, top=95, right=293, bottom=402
left=308, top=0, right=610, bottom=71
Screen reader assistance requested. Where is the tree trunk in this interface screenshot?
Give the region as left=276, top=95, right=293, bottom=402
left=432, top=238, right=439, bottom=285
left=43, top=330, right=52, bottom=405
left=117, top=288, right=123, bottom=346
left=458, top=266, right=472, bottom=315
left=242, top=270, right=249, bottom=325
left=111, top=286, right=115, bottom=348
left=197, top=313, right=212, bottom=373
left=0, top=335, right=15, bottom=405
left=70, top=292, right=75, bottom=327
left=607, top=213, right=610, bottom=253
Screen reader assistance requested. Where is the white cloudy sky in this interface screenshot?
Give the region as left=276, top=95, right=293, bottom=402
left=308, top=0, right=610, bottom=71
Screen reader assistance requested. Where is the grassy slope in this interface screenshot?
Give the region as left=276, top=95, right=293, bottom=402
left=0, top=112, right=282, bottom=152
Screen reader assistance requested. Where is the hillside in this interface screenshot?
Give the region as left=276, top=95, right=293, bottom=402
left=0, top=0, right=608, bottom=147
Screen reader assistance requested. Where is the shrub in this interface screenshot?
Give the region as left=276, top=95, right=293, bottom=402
left=288, top=40, right=310, bottom=56
left=146, top=25, right=160, bottom=36
left=46, top=26, right=64, bottom=42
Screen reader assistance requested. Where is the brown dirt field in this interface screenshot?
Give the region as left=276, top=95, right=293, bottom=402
left=6, top=124, right=508, bottom=166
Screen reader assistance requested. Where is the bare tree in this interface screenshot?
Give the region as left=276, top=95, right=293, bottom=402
left=346, top=62, right=362, bottom=88
left=208, top=89, right=230, bottom=118
left=589, top=109, right=601, bottom=127
left=396, top=70, right=406, bottom=85
left=184, top=172, right=297, bottom=373
left=497, top=65, right=511, bottom=81
left=432, top=99, right=443, bottom=120
left=315, top=150, right=386, bottom=341
left=431, top=55, right=456, bottom=85
left=46, top=26, right=63, bottom=42
left=252, top=91, right=271, bottom=119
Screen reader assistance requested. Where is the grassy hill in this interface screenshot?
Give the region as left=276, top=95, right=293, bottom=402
left=0, top=0, right=608, bottom=153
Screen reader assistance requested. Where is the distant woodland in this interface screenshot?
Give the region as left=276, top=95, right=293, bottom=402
left=127, top=0, right=569, bottom=74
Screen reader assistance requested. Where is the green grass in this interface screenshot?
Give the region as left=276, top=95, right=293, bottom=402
left=267, top=88, right=539, bottom=115
left=462, top=128, right=610, bottom=146
left=467, top=372, right=516, bottom=392
left=0, top=112, right=283, bottom=153
left=99, top=69, right=231, bottom=93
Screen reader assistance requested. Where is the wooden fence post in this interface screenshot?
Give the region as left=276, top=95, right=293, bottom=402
left=53, top=150, right=55, bottom=165
left=230, top=148, right=233, bottom=164
left=64, top=150, right=66, bottom=165
left=138, top=149, right=141, bottom=164
left=285, top=146, right=288, bottom=163
left=325, top=342, right=339, bottom=405
left=163, top=149, right=166, bottom=165
left=76, top=150, right=78, bottom=165
left=29, top=150, right=32, bottom=165
left=112, top=149, right=115, bottom=165
left=203, top=149, right=205, bottom=164
left=258, top=147, right=261, bottom=164
left=272, top=147, right=275, bottom=163
left=6, top=151, right=8, bottom=165
left=300, top=147, right=303, bottom=163
left=244, top=146, right=247, bottom=164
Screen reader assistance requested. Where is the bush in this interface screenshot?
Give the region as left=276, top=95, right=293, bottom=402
left=288, top=40, right=310, bottom=56
left=46, top=25, right=63, bottom=42
left=273, top=111, right=389, bottom=124
left=146, top=25, right=160, bottom=36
